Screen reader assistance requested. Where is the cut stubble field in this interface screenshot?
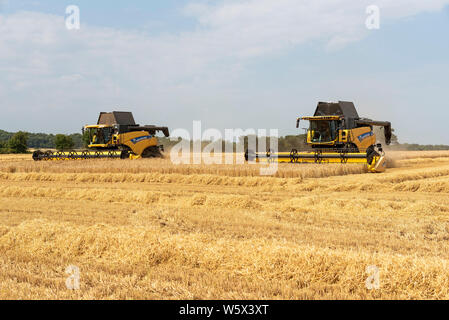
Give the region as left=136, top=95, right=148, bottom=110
left=0, top=151, right=448, bottom=299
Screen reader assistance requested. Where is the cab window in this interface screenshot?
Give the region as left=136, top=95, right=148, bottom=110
left=310, top=120, right=338, bottom=143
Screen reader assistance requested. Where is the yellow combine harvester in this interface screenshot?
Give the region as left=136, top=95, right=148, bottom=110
left=33, top=112, right=170, bottom=161
left=245, top=101, right=392, bottom=173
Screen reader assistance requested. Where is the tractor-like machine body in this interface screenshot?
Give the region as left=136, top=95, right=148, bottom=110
left=33, top=111, right=170, bottom=161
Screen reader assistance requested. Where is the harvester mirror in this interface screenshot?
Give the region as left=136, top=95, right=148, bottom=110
left=296, top=118, right=300, bottom=128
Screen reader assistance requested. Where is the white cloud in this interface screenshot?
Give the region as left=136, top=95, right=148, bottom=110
left=0, top=0, right=448, bottom=134
left=184, top=0, right=449, bottom=52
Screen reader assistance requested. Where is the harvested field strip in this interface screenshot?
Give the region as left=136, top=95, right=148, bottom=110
left=1, top=220, right=449, bottom=299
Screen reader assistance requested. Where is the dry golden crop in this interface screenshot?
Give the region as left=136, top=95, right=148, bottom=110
left=0, top=151, right=449, bottom=299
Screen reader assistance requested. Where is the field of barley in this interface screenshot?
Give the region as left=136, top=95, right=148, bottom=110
left=0, top=150, right=449, bottom=299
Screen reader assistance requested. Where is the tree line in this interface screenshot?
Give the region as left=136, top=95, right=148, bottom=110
left=0, top=131, right=310, bottom=154
left=0, top=130, right=84, bottom=154
left=0, top=129, right=448, bottom=154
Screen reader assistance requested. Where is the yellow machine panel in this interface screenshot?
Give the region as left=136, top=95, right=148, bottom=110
left=348, top=127, right=376, bottom=151
left=119, top=131, right=161, bottom=158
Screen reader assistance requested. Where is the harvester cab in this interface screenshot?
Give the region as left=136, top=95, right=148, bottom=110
left=248, top=101, right=392, bottom=173
left=83, top=125, right=116, bottom=148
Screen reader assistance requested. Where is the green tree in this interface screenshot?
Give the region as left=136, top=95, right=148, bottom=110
left=54, top=134, right=75, bottom=151
left=8, top=131, right=29, bottom=153
left=0, top=140, right=7, bottom=153
left=70, top=133, right=84, bottom=148
left=0, top=129, right=13, bottom=142
left=390, top=128, right=399, bottom=145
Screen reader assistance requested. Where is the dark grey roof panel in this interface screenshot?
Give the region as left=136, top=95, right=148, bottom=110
left=113, top=112, right=136, bottom=125
left=97, top=112, right=136, bottom=125
left=314, top=101, right=359, bottom=118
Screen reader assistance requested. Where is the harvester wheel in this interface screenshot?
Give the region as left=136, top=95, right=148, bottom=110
left=32, top=151, right=43, bottom=161
left=142, top=146, right=163, bottom=158
left=120, top=150, right=130, bottom=159
left=366, top=145, right=380, bottom=165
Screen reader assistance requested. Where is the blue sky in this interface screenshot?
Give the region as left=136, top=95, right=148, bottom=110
left=2, top=1, right=198, bottom=33
left=0, top=0, right=448, bottom=144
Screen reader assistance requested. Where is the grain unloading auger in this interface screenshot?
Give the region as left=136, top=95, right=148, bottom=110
left=245, top=101, right=392, bottom=173
left=33, top=112, right=170, bottom=161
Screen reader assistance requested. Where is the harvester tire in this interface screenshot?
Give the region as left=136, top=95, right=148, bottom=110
left=120, top=150, right=130, bottom=159
left=32, top=151, right=43, bottom=161
left=142, top=146, right=163, bottom=158
left=366, top=145, right=380, bottom=165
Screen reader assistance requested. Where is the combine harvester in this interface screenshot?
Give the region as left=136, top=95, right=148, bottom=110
left=245, top=101, right=392, bottom=173
left=33, top=112, right=170, bottom=161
